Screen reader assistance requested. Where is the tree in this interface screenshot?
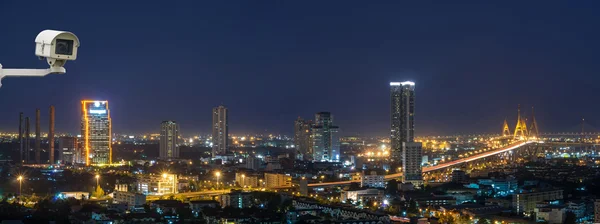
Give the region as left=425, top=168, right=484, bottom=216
left=478, top=218, right=490, bottom=224
left=564, top=211, right=576, bottom=224
left=92, top=186, right=105, bottom=198
left=386, top=179, right=398, bottom=195
left=406, top=200, right=418, bottom=217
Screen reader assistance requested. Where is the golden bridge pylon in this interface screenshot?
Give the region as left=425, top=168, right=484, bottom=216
left=502, top=119, right=511, bottom=136
left=514, top=105, right=528, bottom=139
left=528, top=106, right=539, bottom=138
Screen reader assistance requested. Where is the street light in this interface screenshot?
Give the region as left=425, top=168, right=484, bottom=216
left=17, top=176, right=23, bottom=196
left=215, top=171, right=221, bottom=189
left=95, top=174, right=100, bottom=186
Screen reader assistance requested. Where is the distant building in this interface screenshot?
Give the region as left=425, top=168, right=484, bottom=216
left=159, top=121, right=179, bottom=159
left=189, top=200, right=219, bottom=214
left=294, top=117, right=314, bottom=160
left=341, top=188, right=384, bottom=205
left=311, top=112, right=340, bottom=162
left=220, top=191, right=253, bottom=208
left=212, top=105, right=228, bottom=158
left=451, top=170, right=468, bottom=183
left=58, top=136, right=77, bottom=164
left=402, top=142, right=423, bottom=186
left=513, top=189, right=563, bottom=215
left=114, top=191, right=146, bottom=208
left=264, top=173, right=292, bottom=188
left=245, top=157, right=260, bottom=170
left=565, top=200, right=586, bottom=219
left=595, top=199, right=600, bottom=223
left=390, top=81, right=415, bottom=162
left=534, top=205, right=566, bottom=224
left=361, top=170, right=385, bottom=188
left=235, top=172, right=259, bottom=188
left=81, top=100, right=111, bottom=165
left=478, top=178, right=518, bottom=193
left=58, top=191, right=90, bottom=200
left=137, top=174, right=178, bottom=195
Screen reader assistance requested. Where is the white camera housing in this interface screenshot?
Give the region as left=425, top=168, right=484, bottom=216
left=35, top=30, right=80, bottom=68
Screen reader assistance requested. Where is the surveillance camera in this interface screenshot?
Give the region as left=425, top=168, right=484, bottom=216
left=35, top=30, right=80, bottom=69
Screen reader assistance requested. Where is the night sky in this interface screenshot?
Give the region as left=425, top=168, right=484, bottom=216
left=1, top=1, right=599, bottom=136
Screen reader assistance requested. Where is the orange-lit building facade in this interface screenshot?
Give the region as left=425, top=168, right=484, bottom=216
left=81, top=100, right=111, bottom=165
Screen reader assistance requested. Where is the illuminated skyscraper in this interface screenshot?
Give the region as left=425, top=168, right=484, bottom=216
left=390, top=81, right=422, bottom=185
left=390, top=81, right=415, bottom=161
left=312, top=112, right=340, bottom=162
left=212, top=105, right=228, bottom=158
left=294, top=117, right=313, bottom=160
left=160, top=121, right=179, bottom=159
left=81, top=100, right=111, bottom=165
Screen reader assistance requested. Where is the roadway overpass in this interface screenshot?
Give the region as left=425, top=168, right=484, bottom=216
left=307, top=140, right=537, bottom=187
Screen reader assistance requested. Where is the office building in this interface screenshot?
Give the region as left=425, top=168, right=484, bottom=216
left=220, top=191, right=253, bottom=208
left=212, top=105, right=228, bottom=158
left=245, top=156, right=260, bottom=170
left=341, top=188, right=384, bottom=206
left=160, top=121, right=179, bottom=159
left=58, top=136, right=78, bottom=164
left=235, top=173, right=259, bottom=188
left=390, top=81, right=415, bottom=162
left=451, top=170, right=468, bottom=183
left=311, top=112, right=340, bottom=162
left=137, top=174, right=178, bottom=195
left=360, top=170, right=385, bottom=188
left=264, top=173, right=292, bottom=188
left=114, top=191, right=146, bottom=208
left=403, top=142, right=423, bottom=186
left=534, top=205, right=566, bottom=224
left=513, top=189, right=563, bottom=214
left=81, top=100, right=111, bottom=165
left=294, top=117, right=313, bottom=160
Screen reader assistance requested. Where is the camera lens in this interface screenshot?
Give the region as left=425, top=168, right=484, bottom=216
left=55, top=39, right=74, bottom=55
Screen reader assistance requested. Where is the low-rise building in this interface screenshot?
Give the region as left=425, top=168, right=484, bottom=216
left=264, top=173, right=292, bottom=188
left=220, top=190, right=253, bottom=208
left=137, top=174, right=178, bottom=195
left=340, top=188, right=384, bottom=206
left=565, top=200, right=586, bottom=219
left=361, top=170, right=385, bottom=188
left=235, top=172, right=260, bottom=188
left=58, top=191, right=90, bottom=200
left=513, top=189, right=563, bottom=215
left=113, top=191, right=146, bottom=208
left=534, top=205, right=566, bottom=224
left=451, top=170, right=468, bottom=183
left=414, top=196, right=456, bottom=207
left=189, top=200, right=219, bottom=214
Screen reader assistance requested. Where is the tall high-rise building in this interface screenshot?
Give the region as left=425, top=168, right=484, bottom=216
left=160, top=121, right=179, bottom=159
left=311, top=112, right=340, bottom=162
left=294, top=117, right=314, bottom=160
left=212, top=105, right=228, bottom=158
left=81, top=100, right=111, bottom=165
left=390, top=81, right=422, bottom=185
left=58, top=136, right=78, bottom=164
left=390, top=81, right=415, bottom=161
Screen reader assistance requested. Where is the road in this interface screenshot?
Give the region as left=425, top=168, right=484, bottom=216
left=308, top=140, right=536, bottom=187
left=146, top=189, right=230, bottom=201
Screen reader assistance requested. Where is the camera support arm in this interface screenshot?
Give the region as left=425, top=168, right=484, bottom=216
left=0, top=63, right=66, bottom=88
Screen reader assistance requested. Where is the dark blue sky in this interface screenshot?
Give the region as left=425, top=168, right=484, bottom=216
left=1, top=1, right=599, bottom=136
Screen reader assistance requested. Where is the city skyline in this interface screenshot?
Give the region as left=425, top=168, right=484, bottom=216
left=1, top=1, right=600, bottom=136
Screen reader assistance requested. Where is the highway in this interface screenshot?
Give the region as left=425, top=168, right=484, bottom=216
left=146, top=189, right=230, bottom=201
left=308, top=140, right=536, bottom=187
